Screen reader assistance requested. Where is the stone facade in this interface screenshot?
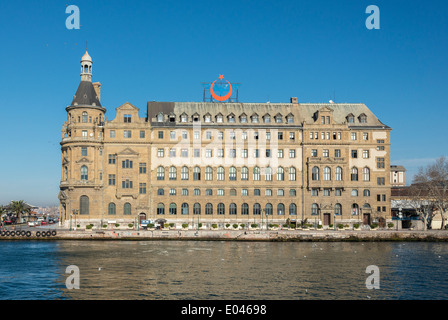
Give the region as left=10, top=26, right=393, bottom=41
left=59, top=52, right=392, bottom=228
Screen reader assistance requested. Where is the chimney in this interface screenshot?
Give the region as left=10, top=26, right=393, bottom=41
left=93, top=82, right=101, bottom=102
left=290, top=97, right=298, bottom=104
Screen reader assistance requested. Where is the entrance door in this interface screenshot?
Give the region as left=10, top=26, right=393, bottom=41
left=139, top=213, right=146, bottom=223
left=363, top=213, right=371, bottom=225
left=323, top=213, right=331, bottom=226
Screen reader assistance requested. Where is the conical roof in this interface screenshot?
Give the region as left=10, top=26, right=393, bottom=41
left=71, top=81, right=102, bottom=107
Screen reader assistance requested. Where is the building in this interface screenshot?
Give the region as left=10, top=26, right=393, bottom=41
left=390, top=165, right=406, bottom=186
left=59, top=52, right=392, bottom=229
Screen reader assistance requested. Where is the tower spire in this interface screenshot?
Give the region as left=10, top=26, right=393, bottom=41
left=80, top=51, right=92, bottom=82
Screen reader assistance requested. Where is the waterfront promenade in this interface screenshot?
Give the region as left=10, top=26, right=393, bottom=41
left=1, top=227, right=448, bottom=241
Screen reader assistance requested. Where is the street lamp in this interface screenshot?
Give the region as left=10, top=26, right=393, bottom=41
left=72, top=209, right=78, bottom=230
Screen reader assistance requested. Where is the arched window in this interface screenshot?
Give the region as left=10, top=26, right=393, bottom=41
left=289, top=203, right=297, bottom=215
left=323, top=167, right=331, bottom=181
left=217, top=167, right=225, bottom=181
left=277, top=203, right=285, bottom=215
left=241, top=203, right=249, bottom=215
left=352, top=203, right=359, bottom=215
left=82, top=112, right=88, bottom=123
left=193, top=203, right=201, bottom=215
left=265, top=203, right=273, bottom=215
left=205, top=203, right=213, bottom=215
left=312, top=167, right=319, bottom=181
left=363, top=203, right=371, bottom=209
left=230, top=189, right=237, bottom=196
left=253, top=203, right=261, bottom=215
left=157, top=203, right=165, bottom=215
left=181, top=166, right=189, bottom=180
left=229, top=203, right=237, bottom=215
left=193, top=167, right=201, bottom=180
left=351, top=167, right=358, bottom=181
left=277, top=167, right=284, bottom=181
left=265, top=167, right=272, bottom=181
left=363, top=167, right=370, bottom=181
left=351, top=189, right=359, bottom=196
left=108, top=203, right=116, bottom=215
left=169, top=203, right=177, bottom=215
left=157, top=166, right=165, bottom=180
left=253, top=167, right=260, bottom=181
left=335, top=167, right=343, bottom=181
left=124, top=203, right=131, bottom=215
left=229, top=167, right=237, bottom=181
left=289, top=167, right=296, bottom=181
left=80, top=165, right=88, bottom=181
left=80, top=196, right=89, bottom=215
left=217, top=203, right=225, bottom=215
left=241, top=167, right=249, bottom=180
left=311, top=203, right=319, bottom=215
left=169, top=166, right=177, bottom=180
left=335, top=203, right=342, bottom=215
left=181, top=203, right=189, bottom=215
left=205, top=166, right=213, bottom=181
left=363, top=189, right=370, bottom=197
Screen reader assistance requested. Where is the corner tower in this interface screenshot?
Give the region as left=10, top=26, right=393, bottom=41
left=59, top=51, right=106, bottom=226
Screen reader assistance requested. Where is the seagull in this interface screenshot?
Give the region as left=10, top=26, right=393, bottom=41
left=98, top=267, right=102, bottom=271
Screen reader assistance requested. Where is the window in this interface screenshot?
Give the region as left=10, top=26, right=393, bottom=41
left=377, top=177, right=385, bottom=185
left=122, top=160, right=133, bottom=169
left=351, top=132, right=357, bottom=140
left=181, top=166, right=189, bottom=180
left=157, top=203, right=165, bottom=215
left=254, top=189, right=261, bottom=196
left=80, top=166, right=88, bottom=181
left=311, top=149, right=318, bottom=157
left=193, top=149, right=200, bottom=158
left=229, top=203, right=237, bottom=215
left=110, top=130, right=115, bottom=138
left=242, top=189, right=248, bottom=196
left=364, top=189, right=371, bottom=197
left=206, top=189, right=212, bottom=196
left=181, top=149, right=188, bottom=157
left=277, top=204, right=285, bottom=215
left=311, top=188, right=319, bottom=196
left=335, top=149, right=341, bottom=158
left=229, top=149, right=236, bottom=158
left=182, top=189, right=188, bottom=196
left=122, top=179, right=133, bottom=189
left=124, top=130, right=131, bottom=138
left=277, top=167, right=284, bottom=181
left=169, top=166, right=177, bottom=180
left=193, top=203, right=201, bottom=215
left=82, top=112, right=88, bottom=123
left=182, top=131, right=188, bottom=139
left=169, top=203, right=177, bottom=215
left=157, top=188, right=164, bottom=195
left=334, top=203, right=342, bottom=215
left=359, top=114, right=367, bottom=123
left=323, top=149, right=329, bottom=158
left=290, top=189, right=296, bottom=196
left=124, top=114, right=131, bottom=123
left=252, top=114, right=259, bottom=123
left=108, top=203, right=116, bottom=215
left=335, top=188, right=342, bottom=196
left=323, top=188, right=330, bottom=196
left=352, top=204, right=359, bottom=215
left=323, top=167, right=331, bottom=181
left=124, top=203, right=131, bottom=215
left=140, top=131, right=145, bottom=138
left=275, top=115, right=282, bottom=123
left=363, top=150, right=369, bottom=159
left=351, top=150, right=358, bottom=158
left=265, top=189, right=272, bottom=196
left=194, top=131, right=200, bottom=140
left=217, top=167, right=225, bottom=181
left=205, top=203, right=213, bottom=215
left=139, top=183, right=146, bottom=194
left=205, top=166, right=213, bottom=181
left=363, top=132, right=369, bottom=140
left=351, top=167, right=358, bottom=181
left=253, top=203, right=261, bottom=215
left=312, top=167, right=319, bottom=181
left=82, top=130, right=88, bottom=137
left=218, top=149, right=224, bottom=158
left=170, top=189, right=176, bottom=195
left=265, top=149, right=271, bottom=158
left=181, top=114, right=188, bottom=122
left=108, top=154, right=116, bottom=164
left=242, top=149, right=248, bottom=158
left=81, top=147, right=87, bottom=156
left=217, top=189, right=224, bottom=196
left=289, top=203, right=297, bottom=215
left=157, top=166, right=165, bottom=180
left=158, top=131, right=163, bottom=139
left=335, top=167, right=342, bottom=181
left=241, top=167, right=249, bottom=180
left=241, top=203, right=249, bottom=215
left=289, top=167, right=296, bottom=181
left=351, top=189, right=358, bottom=196
left=289, top=149, right=296, bottom=158
left=377, top=157, right=385, bottom=169
left=206, top=131, right=212, bottom=139
left=139, top=163, right=146, bottom=174
left=217, top=203, right=225, bottom=215
left=181, top=203, right=189, bottom=215
left=278, top=149, right=284, bottom=158
left=265, top=203, right=273, bottom=215
left=157, top=113, right=163, bottom=122
left=240, top=114, right=247, bottom=123
left=205, top=149, right=212, bottom=158
left=363, top=167, right=370, bottom=181
left=157, top=148, right=164, bottom=157
left=311, top=203, right=319, bottom=215
left=277, top=189, right=284, bottom=196
left=265, top=167, right=272, bottom=181
left=108, top=174, right=115, bottom=186
left=170, top=148, right=176, bottom=158
left=80, top=196, right=89, bottom=215
left=278, top=132, right=283, bottom=140
left=193, top=167, right=201, bottom=180
left=253, top=167, right=260, bottom=181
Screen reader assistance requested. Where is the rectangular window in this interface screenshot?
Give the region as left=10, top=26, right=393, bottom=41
left=140, top=131, right=145, bottom=138
left=194, top=149, right=201, bottom=158
left=139, top=163, right=147, bottom=174
left=205, top=149, right=213, bottom=158
left=218, top=131, right=223, bottom=140
left=311, top=149, right=318, bottom=157
left=182, top=188, right=189, bottom=196
left=241, top=149, right=248, bottom=158
left=108, top=154, right=116, bottom=164
left=377, top=157, right=385, bottom=169
left=194, top=189, right=201, bottom=196
left=351, top=150, right=358, bottom=158
left=335, top=149, right=341, bottom=158
left=170, top=131, right=176, bottom=140
left=158, top=131, right=163, bottom=139
left=158, top=148, right=164, bottom=157
left=139, top=183, right=146, bottom=194
left=124, top=130, right=131, bottom=138
left=108, top=174, right=115, bottom=186
left=82, top=130, right=88, bottom=137
left=335, top=188, right=342, bottom=196
left=363, top=150, right=369, bottom=159
left=181, top=149, right=188, bottom=157
left=194, top=131, right=200, bottom=140
left=229, top=149, right=236, bottom=158
left=170, top=148, right=176, bottom=158
left=278, top=149, right=284, bottom=158
left=81, top=147, right=87, bottom=156
left=277, top=189, right=284, bottom=196
left=311, top=188, right=319, bottom=196
left=351, top=132, right=357, bottom=140
left=265, top=189, right=272, bottom=196
left=242, top=189, right=248, bottom=196
left=254, top=149, right=259, bottom=158
left=266, top=149, right=271, bottom=158
left=182, top=131, right=188, bottom=139
left=217, top=189, right=224, bottom=196
left=122, top=180, right=133, bottom=189
left=289, top=189, right=296, bottom=196
left=206, top=189, right=212, bottom=196
left=289, top=132, right=295, bottom=140
left=218, top=149, right=224, bottom=158
left=363, top=132, right=369, bottom=140
left=323, top=188, right=330, bottom=196
left=206, top=131, right=212, bottom=139
left=377, top=177, right=385, bottom=185
left=110, top=130, right=115, bottom=138
left=278, top=132, right=283, bottom=140
left=122, top=160, right=133, bottom=169
left=124, top=114, right=131, bottom=123
left=323, top=149, right=329, bottom=157
left=289, top=149, right=296, bottom=158
left=157, top=188, right=164, bottom=195
left=169, top=188, right=176, bottom=195
left=266, top=132, right=271, bottom=140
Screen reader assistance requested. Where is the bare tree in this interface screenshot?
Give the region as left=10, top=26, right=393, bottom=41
left=413, top=157, right=448, bottom=230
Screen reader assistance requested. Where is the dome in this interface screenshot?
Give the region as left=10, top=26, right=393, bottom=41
left=81, top=51, right=92, bottom=62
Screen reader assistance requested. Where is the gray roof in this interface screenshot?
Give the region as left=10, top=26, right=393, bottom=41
left=71, top=81, right=102, bottom=107
left=147, top=101, right=389, bottom=128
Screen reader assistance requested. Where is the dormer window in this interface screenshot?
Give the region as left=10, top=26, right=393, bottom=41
left=359, top=113, right=367, bottom=123
left=216, top=114, right=223, bottom=123
left=275, top=114, right=282, bottom=123
left=251, top=114, right=259, bottom=123
left=180, top=114, right=188, bottom=123
left=228, top=114, right=235, bottom=123
left=347, top=114, right=355, bottom=124
left=240, top=114, right=247, bottom=123
left=157, top=113, right=164, bottom=122
left=263, top=114, right=271, bottom=123
left=169, top=114, right=176, bottom=123
left=204, top=113, right=211, bottom=123
left=286, top=114, right=294, bottom=123
left=192, top=113, right=200, bottom=122
left=124, top=114, right=132, bottom=123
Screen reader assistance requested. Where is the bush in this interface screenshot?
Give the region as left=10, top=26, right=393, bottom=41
left=329, top=224, right=333, bottom=228
left=251, top=223, right=258, bottom=228
left=212, top=224, right=218, bottom=229
left=387, top=223, right=394, bottom=228
left=182, top=223, right=188, bottom=229
left=290, top=224, right=296, bottom=228
left=337, top=224, right=344, bottom=229
left=317, top=225, right=322, bottom=229
left=86, top=224, right=93, bottom=229
left=198, top=223, right=202, bottom=228
left=169, top=223, right=174, bottom=227
left=102, top=224, right=107, bottom=228
left=226, top=224, right=230, bottom=228
left=148, top=223, right=154, bottom=228
left=114, top=223, right=120, bottom=228
left=370, top=223, right=379, bottom=229
left=233, top=224, right=238, bottom=229
left=128, top=224, right=134, bottom=228
left=353, top=223, right=360, bottom=229
left=240, top=224, right=245, bottom=228
left=164, top=223, right=169, bottom=228
left=283, top=223, right=289, bottom=228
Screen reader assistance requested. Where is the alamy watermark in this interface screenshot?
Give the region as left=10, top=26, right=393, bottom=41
left=66, top=265, right=80, bottom=289
left=66, top=5, right=80, bottom=30
left=365, top=265, right=380, bottom=289
left=366, top=5, right=380, bottom=30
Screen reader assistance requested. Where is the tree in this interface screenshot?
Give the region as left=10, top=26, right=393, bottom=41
left=413, top=157, right=448, bottom=230
left=10, top=200, right=30, bottom=225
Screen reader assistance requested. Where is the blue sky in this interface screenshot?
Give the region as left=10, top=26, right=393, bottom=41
left=0, top=0, right=447, bottom=206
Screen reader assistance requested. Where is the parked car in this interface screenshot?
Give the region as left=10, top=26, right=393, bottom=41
left=41, top=221, right=48, bottom=225
left=28, top=222, right=36, bottom=227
